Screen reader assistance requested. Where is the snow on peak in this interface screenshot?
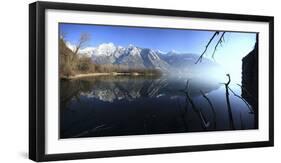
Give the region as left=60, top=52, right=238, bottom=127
left=156, top=49, right=166, bottom=54
left=128, top=44, right=135, bottom=47
left=171, top=49, right=179, bottom=53
left=130, top=47, right=141, bottom=56
left=167, top=49, right=180, bottom=55
left=125, top=44, right=141, bottom=56
left=94, top=43, right=117, bottom=56
left=79, top=47, right=96, bottom=57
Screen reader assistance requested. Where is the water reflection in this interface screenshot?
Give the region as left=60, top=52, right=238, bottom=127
left=60, top=76, right=257, bottom=139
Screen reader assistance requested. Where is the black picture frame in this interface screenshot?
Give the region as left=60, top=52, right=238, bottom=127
left=29, top=1, right=274, bottom=162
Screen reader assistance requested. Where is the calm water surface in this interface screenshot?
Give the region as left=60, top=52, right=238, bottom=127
left=60, top=75, right=257, bottom=139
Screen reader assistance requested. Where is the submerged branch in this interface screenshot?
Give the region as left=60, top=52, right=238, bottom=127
left=182, top=80, right=210, bottom=129
left=224, top=74, right=235, bottom=129
left=184, top=79, right=190, bottom=91
left=184, top=92, right=210, bottom=129
left=200, top=90, right=217, bottom=129
left=226, top=74, right=231, bottom=85
left=228, top=86, right=254, bottom=114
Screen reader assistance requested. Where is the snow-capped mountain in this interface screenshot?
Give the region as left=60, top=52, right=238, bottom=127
left=67, top=42, right=219, bottom=72
left=72, top=43, right=171, bottom=71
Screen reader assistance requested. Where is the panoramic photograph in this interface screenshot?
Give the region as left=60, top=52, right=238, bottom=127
left=59, top=23, right=258, bottom=139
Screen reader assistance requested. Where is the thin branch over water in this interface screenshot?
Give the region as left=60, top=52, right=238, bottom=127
left=212, top=32, right=226, bottom=59
left=195, top=31, right=219, bottom=64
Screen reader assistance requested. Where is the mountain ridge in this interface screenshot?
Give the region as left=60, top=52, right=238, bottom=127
left=67, top=42, right=220, bottom=73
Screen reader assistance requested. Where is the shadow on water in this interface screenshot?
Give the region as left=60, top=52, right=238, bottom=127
left=60, top=75, right=257, bottom=139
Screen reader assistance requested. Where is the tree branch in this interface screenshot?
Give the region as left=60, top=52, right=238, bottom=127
left=74, top=33, right=91, bottom=55
left=200, top=90, right=217, bottom=128
left=181, top=80, right=210, bottom=129
left=224, top=74, right=235, bottom=129
left=212, top=32, right=226, bottom=59
left=226, top=74, right=231, bottom=85
left=236, top=84, right=257, bottom=102
left=195, top=31, right=219, bottom=64
left=228, top=86, right=254, bottom=113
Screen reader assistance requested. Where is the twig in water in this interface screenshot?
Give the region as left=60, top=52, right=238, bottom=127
left=184, top=79, right=190, bottom=91
left=180, top=80, right=210, bottom=129
left=228, top=86, right=254, bottom=114
left=200, top=90, right=217, bottom=129
left=224, top=74, right=235, bottom=129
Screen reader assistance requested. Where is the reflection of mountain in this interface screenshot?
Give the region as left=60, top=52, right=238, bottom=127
left=60, top=76, right=257, bottom=139
left=73, top=43, right=220, bottom=73
left=60, top=76, right=220, bottom=104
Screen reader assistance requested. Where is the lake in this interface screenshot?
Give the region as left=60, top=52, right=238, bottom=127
left=60, top=75, right=257, bottom=139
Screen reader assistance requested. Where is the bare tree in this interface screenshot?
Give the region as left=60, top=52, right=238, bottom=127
left=74, top=33, right=91, bottom=55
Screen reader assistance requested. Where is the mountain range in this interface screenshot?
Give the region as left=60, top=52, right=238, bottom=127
left=67, top=42, right=221, bottom=74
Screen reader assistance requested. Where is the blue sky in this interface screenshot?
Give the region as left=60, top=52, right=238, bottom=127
left=60, top=23, right=223, bottom=53
left=60, top=23, right=257, bottom=83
